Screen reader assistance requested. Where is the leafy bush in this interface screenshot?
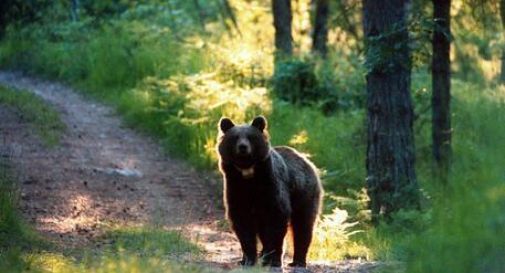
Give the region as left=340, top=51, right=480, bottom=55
left=309, top=207, right=369, bottom=261
left=272, top=59, right=321, bottom=105
left=118, top=74, right=270, bottom=168
left=272, top=55, right=365, bottom=114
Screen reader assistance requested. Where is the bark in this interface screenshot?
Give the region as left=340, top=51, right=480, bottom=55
left=272, top=0, right=293, bottom=57
left=432, top=0, right=451, bottom=180
left=363, top=0, right=420, bottom=221
left=312, top=0, right=329, bottom=56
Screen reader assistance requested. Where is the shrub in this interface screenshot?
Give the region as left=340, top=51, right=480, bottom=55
left=271, top=55, right=366, bottom=114
left=272, top=59, right=321, bottom=105
left=404, top=82, right=505, bottom=273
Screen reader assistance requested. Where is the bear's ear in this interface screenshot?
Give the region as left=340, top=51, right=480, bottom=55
left=251, top=116, right=267, bottom=132
left=219, top=117, right=235, bottom=133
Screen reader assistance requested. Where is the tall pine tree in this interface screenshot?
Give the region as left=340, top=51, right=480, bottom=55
left=312, top=0, right=329, bottom=56
left=432, top=0, right=452, bottom=180
left=272, top=0, right=293, bottom=57
left=363, top=0, right=420, bottom=221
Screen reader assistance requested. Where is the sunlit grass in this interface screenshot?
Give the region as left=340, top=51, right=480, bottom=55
left=101, top=227, right=201, bottom=259
left=26, top=252, right=213, bottom=273
left=309, top=208, right=370, bottom=261
left=4, top=224, right=206, bottom=273
left=117, top=73, right=271, bottom=168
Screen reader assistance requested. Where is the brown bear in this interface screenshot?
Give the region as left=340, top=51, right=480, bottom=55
left=217, top=115, right=323, bottom=268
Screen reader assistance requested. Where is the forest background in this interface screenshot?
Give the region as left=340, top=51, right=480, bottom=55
left=0, top=0, right=504, bottom=272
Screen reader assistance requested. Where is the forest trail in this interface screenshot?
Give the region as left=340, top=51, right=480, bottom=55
left=0, top=71, right=380, bottom=273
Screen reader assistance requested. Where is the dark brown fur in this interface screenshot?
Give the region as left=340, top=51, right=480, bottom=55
left=217, top=116, right=323, bottom=268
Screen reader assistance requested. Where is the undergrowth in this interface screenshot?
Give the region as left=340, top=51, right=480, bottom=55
left=0, top=159, right=43, bottom=272
left=0, top=85, right=65, bottom=146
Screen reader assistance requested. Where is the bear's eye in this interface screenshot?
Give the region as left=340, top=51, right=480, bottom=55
left=228, top=135, right=240, bottom=143
left=247, top=134, right=259, bottom=142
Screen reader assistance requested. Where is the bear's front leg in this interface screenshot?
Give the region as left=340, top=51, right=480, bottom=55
left=258, top=217, right=288, bottom=267
left=230, top=215, right=258, bottom=266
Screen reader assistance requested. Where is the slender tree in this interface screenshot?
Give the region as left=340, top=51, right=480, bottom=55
left=334, top=0, right=362, bottom=51
left=500, top=0, right=505, bottom=82
left=312, top=0, right=329, bottom=56
left=432, top=0, right=451, bottom=180
left=272, top=0, right=293, bottom=56
left=193, top=0, right=206, bottom=31
left=363, top=0, right=420, bottom=221
left=71, top=0, right=80, bottom=21
left=217, top=0, right=241, bottom=36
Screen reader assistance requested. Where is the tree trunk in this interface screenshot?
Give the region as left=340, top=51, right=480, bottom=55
left=216, top=0, right=241, bottom=37
left=363, top=0, right=420, bottom=222
left=500, top=0, right=505, bottom=83
left=432, top=0, right=451, bottom=180
left=312, top=0, right=329, bottom=56
left=272, top=0, right=293, bottom=57
left=193, top=0, right=206, bottom=32
left=222, top=0, right=241, bottom=35
left=71, top=0, right=79, bottom=21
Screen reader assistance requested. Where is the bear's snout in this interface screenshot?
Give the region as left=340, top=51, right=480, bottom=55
left=236, top=138, right=252, bottom=155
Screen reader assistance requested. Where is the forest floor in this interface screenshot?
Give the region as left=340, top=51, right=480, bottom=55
left=0, top=71, right=381, bottom=273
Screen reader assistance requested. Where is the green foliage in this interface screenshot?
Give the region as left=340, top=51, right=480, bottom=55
left=0, top=166, right=30, bottom=249
left=0, top=10, right=206, bottom=93
left=327, top=188, right=370, bottom=225
left=17, top=251, right=217, bottom=273
left=0, top=0, right=52, bottom=34
left=315, top=53, right=366, bottom=111
left=0, top=85, right=65, bottom=146
left=0, top=160, right=42, bottom=272
left=272, top=55, right=365, bottom=114
left=404, top=81, right=505, bottom=273
left=119, top=74, right=270, bottom=168
left=310, top=207, right=370, bottom=260
left=80, top=0, right=139, bottom=17
left=272, top=59, right=320, bottom=105
left=102, top=227, right=200, bottom=258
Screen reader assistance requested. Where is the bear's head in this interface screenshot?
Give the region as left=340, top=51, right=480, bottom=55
left=217, top=116, right=270, bottom=171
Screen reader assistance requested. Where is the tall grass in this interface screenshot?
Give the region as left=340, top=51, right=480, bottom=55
left=403, top=81, right=505, bottom=273
left=0, top=85, right=65, bottom=146
left=0, top=160, right=42, bottom=272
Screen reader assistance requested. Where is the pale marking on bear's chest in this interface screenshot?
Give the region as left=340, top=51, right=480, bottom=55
left=236, top=166, right=255, bottom=179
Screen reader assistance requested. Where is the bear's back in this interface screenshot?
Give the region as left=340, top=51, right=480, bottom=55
left=272, top=146, right=321, bottom=194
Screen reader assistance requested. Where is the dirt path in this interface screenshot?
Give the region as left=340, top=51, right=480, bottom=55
left=0, top=72, right=381, bottom=273
left=0, top=71, right=224, bottom=247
